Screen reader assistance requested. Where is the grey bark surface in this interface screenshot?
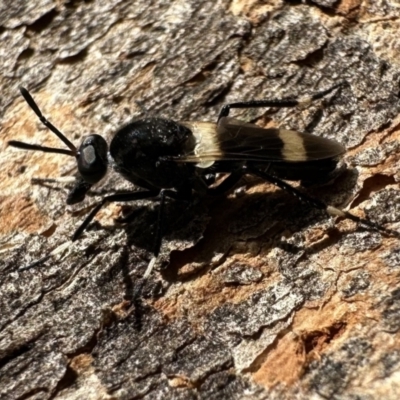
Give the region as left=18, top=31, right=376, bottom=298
left=1, top=0, right=400, bottom=399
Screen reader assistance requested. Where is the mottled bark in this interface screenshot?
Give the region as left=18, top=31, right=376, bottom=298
left=1, top=0, right=400, bottom=399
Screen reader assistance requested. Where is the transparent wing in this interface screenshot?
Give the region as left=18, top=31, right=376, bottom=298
left=176, top=117, right=345, bottom=164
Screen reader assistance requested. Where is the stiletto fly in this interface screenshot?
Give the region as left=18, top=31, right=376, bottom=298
left=8, top=83, right=399, bottom=289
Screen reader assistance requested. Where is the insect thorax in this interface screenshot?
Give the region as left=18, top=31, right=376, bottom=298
left=109, top=118, right=196, bottom=189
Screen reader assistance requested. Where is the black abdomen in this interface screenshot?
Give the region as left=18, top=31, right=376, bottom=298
left=267, top=158, right=340, bottom=183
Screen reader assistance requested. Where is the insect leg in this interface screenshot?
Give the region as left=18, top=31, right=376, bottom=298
left=217, top=82, right=346, bottom=121
left=152, top=187, right=193, bottom=257
left=246, top=165, right=400, bottom=238
left=153, top=190, right=168, bottom=257
left=18, top=189, right=176, bottom=272
left=206, top=170, right=245, bottom=196
left=18, top=190, right=162, bottom=271
left=31, top=177, right=77, bottom=184
left=72, top=190, right=160, bottom=241
left=247, top=165, right=327, bottom=209
left=132, top=188, right=193, bottom=302
left=206, top=164, right=273, bottom=196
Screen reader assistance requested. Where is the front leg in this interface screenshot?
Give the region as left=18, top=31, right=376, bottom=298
left=72, top=190, right=160, bottom=241
left=18, top=188, right=183, bottom=272
left=131, top=186, right=194, bottom=302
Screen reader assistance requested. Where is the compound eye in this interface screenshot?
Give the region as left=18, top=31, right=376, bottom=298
left=77, top=134, right=108, bottom=184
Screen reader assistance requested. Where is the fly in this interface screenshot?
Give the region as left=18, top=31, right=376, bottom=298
left=8, top=83, right=399, bottom=294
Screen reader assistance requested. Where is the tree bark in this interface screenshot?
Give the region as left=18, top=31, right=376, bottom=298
left=1, top=0, right=400, bottom=399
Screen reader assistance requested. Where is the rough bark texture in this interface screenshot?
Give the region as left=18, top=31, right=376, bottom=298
left=1, top=0, right=400, bottom=399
